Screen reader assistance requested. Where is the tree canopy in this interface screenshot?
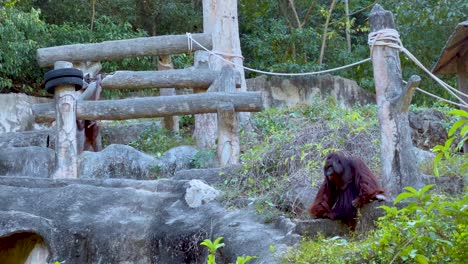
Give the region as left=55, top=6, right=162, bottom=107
left=1, top=0, right=466, bottom=104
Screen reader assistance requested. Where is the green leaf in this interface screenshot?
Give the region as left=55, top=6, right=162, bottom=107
left=448, top=109, right=468, bottom=118
left=394, top=192, right=415, bottom=204
left=448, top=120, right=466, bottom=137
left=414, top=254, right=429, bottom=264
left=460, top=125, right=468, bottom=137
left=403, top=186, right=418, bottom=194
left=433, top=153, right=443, bottom=176
left=419, top=184, right=435, bottom=195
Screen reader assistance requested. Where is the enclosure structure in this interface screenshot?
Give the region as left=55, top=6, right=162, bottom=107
left=432, top=20, right=468, bottom=152
left=33, top=0, right=262, bottom=179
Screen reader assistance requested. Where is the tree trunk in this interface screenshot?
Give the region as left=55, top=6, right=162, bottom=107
left=457, top=52, right=468, bottom=153
left=369, top=4, right=425, bottom=198
left=319, top=0, right=337, bottom=65
left=158, top=55, right=179, bottom=133
left=90, top=0, right=96, bottom=31
left=52, top=61, right=78, bottom=179
left=345, top=0, right=351, bottom=53
left=196, top=0, right=247, bottom=149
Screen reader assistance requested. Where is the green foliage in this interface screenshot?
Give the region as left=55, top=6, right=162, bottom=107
left=0, top=6, right=152, bottom=95
left=222, top=97, right=381, bottom=216
left=432, top=109, right=468, bottom=177
left=0, top=7, right=47, bottom=93
left=283, top=185, right=468, bottom=263
left=192, top=149, right=215, bottom=169
left=201, top=237, right=224, bottom=264
left=129, top=124, right=193, bottom=157
left=200, top=237, right=256, bottom=264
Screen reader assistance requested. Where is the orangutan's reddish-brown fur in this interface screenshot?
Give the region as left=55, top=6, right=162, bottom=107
left=309, top=152, right=385, bottom=227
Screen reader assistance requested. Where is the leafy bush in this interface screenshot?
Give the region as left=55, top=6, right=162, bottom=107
left=282, top=185, right=468, bottom=263
left=0, top=7, right=153, bottom=95
left=222, top=97, right=381, bottom=215
left=129, top=124, right=193, bottom=157
left=432, top=109, right=468, bottom=177
left=0, top=7, right=47, bottom=93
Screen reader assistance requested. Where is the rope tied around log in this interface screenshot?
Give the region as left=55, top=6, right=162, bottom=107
left=368, top=28, right=468, bottom=107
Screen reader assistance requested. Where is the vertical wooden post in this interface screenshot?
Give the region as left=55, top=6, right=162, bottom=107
left=53, top=61, right=78, bottom=179
left=195, top=0, right=247, bottom=150
left=217, top=65, right=239, bottom=166
left=457, top=54, right=468, bottom=153
left=369, top=4, right=424, bottom=198
left=158, top=55, right=179, bottom=133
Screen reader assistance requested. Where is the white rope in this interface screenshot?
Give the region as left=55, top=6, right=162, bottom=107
left=368, top=29, right=468, bottom=107
left=186, top=32, right=370, bottom=76
left=401, top=80, right=467, bottom=108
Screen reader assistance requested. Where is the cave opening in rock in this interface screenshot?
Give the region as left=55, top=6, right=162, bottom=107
left=0, top=232, right=49, bottom=264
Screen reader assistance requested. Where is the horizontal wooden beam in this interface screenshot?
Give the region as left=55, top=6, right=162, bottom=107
left=37, top=33, right=212, bottom=68
left=101, top=68, right=240, bottom=90
left=33, top=92, right=263, bottom=123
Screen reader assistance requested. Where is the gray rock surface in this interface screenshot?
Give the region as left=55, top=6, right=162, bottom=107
left=247, top=75, right=375, bottom=109
left=0, top=147, right=55, bottom=178
left=0, top=93, right=51, bottom=133
left=159, top=146, right=199, bottom=176
left=409, top=109, right=448, bottom=150
left=0, top=177, right=292, bottom=264
left=79, top=144, right=162, bottom=180
left=0, top=144, right=199, bottom=179
left=101, top=121, right=160, bottom=145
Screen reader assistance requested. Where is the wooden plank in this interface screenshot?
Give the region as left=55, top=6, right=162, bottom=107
left=100, top=68, right=240, bottom=90
left=37, top=33, right=212, bottom=67
left=33, top=92, right=263, bottom=123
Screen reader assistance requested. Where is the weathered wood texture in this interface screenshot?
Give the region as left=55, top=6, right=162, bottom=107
left=33, top=92, right=263, bottom=123
left=158, top=55, right=179, bottom=133
left=100, top=68, right=237, bottom=90
left=37, top=33, right=212, bottom=67
left=216, top=66, right=240, bottom=166
left=195, top=0, right=247, bottom=150
left=52, top=61, right=78, bottom=179
left=369, top=4, right=424, bottom=198
left=193, top=51, right=218, bottom=149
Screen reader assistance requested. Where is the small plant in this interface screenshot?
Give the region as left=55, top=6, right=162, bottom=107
left=192, top=149, right=215, bottom=168
left=200, top=237, right=256, bottom=264
left=432, top=109, right=468, bottom=176
left=129, top=125, right=193, bottom=157
left=200, top=237, right=225, bottom=264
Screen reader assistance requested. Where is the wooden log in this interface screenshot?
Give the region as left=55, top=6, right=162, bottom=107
left=100, top=68, right=238, bottom=90
left=195, top=0, right=246, bottom=149
left=193, top=51, right=218, bottom=149
left=158, top=55, right=179, bottom=133
left=37, top=33, right=212, bottom=68
left=217, top=65, right=240, bottom=166
left=33, top=92, right=263, bottom=123
left=52, top=61, right=78, bottom=179
left=369, top=4, right=424, bottom=198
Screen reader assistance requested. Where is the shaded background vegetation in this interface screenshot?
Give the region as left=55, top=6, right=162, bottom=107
left=0, top=0, right=467, bottom=104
